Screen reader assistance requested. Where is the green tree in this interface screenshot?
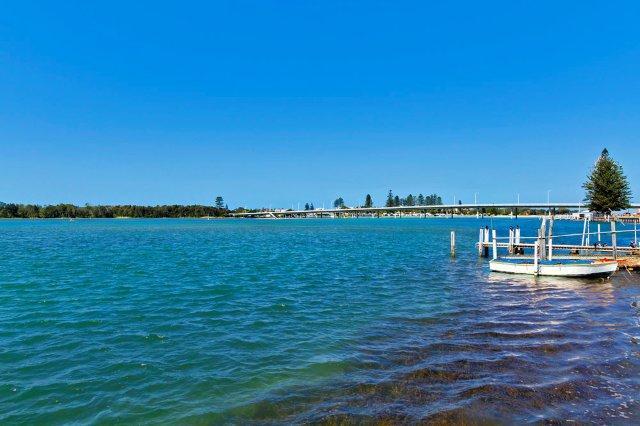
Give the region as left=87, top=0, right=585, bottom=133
left=385, top=190, right=394, bottom=207
left=417, top=194, right=425, bottom=205
left=406, top=194, right=415, bottom=206
left=215, top=196, right=225, bottom=209
left=394, top=195, right=400, bottom=207
left=364, top=194, right=373, bottom=208
left=583, top=148, right=631, bottom=214
left=333, top=197, right=345, bottom=208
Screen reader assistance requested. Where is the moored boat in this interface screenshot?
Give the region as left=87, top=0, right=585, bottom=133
left=489, top=257, right=618, bottom=277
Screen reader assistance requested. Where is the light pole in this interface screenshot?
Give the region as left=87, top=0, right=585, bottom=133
left=517, top=193, right=520, bottom=205
left=474, top=192, right=478, bottom=205
left=547, top=190, right=551, bottom=205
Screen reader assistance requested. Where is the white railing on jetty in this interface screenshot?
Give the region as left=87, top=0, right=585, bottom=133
left=476, top=218, right=639, bottom=260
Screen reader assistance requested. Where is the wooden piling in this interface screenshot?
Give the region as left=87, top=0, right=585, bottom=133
left=548, top=215, right=554, bottom=260
left=508, top=228, right=514, bottom=254
left=539, top=218, right=547, bottom=259
left=585, top=218, right=590, bottom=246
left=611, top=220, right=618, bottom=260
left=450, top=231, right=456, bottom=257
left=478, top=228, right=484, bottom=256
left=492, top=230, right=498, bottom=260
left=483, top=227, right=490, bottom=257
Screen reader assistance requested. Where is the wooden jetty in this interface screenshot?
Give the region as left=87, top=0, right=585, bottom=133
left=474, top=216, right=640, bottom=272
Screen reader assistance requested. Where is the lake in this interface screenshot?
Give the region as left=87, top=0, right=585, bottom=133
left=1, top=218, right=639, bottom=423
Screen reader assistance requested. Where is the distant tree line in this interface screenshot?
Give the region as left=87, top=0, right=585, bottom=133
left=385, top=191, right=442, bottom=207
left=478, top=207, right=570, bottom=216
left=0, top=200, right=228, bottom=219
left=325, top=192, right=443, bottom=209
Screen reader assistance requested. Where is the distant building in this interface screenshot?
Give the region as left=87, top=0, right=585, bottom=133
left=571, top=211, right=593, bottom=220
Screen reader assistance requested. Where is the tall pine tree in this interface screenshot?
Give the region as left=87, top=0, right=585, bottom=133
left=214, top=196, right=225, bottom=209
left=406, top=194, right=415, bottom=206
left=583, top=148, right=631, bottom=214
left=385, top=190, right=394, bottom=207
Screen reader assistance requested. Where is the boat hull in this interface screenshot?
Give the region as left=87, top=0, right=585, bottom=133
left=489, top=259, right=618, bottom=277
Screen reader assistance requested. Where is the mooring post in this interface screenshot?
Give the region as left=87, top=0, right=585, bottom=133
left=597, top=223, right=601, bottom=242
left=492, top=229, right=498, bottom=260
left=540, top=218, right=547, bottom=259
left=548, top=214, right=554, bottom=261
left=483, top=227, right=490, bottom=257
left=478, top=228, right=483, bottom=256
left=548, top=224, right=554, bottom=261
left=585, top=218, right=590, bottom=246
left=581, top=217, right=587, bottom=247
left=450, top=231, right=456, bottom=257
left=508, top=227, right=514, bottom=254
left=533, top=241, right=539, bottom=276
left=635, top=220, right=638, bottom=246
left=515, top=225, right=521, bottom=254
left=611, top=219, right=618, bottom=260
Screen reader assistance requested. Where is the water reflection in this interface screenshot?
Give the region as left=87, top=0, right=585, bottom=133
left=488, top=274, right=619, bottom=304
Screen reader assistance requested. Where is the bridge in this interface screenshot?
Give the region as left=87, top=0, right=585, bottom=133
left=230, top=202, right=640, bottom=218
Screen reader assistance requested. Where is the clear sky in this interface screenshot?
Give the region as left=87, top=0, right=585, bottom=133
left=1, top=1, right=639, bottom=208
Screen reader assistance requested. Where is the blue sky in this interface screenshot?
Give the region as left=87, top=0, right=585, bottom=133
left=1, top=1, right=639, bottom=208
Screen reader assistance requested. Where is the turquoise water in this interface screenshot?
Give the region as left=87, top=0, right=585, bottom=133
left=1, top=218, right=639, bottom=423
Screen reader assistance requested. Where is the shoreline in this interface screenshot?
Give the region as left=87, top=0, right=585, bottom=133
left=1, top=214, right=557, bottom=220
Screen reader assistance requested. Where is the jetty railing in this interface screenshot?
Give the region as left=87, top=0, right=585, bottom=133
left=476, top=219, right=640, bottom=260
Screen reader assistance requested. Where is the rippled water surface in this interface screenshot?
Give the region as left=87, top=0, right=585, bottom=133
left=1, top=218, right=639, bottom=423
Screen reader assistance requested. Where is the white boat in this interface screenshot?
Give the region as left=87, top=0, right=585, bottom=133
left=489, top=257, right=618, bottom=277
